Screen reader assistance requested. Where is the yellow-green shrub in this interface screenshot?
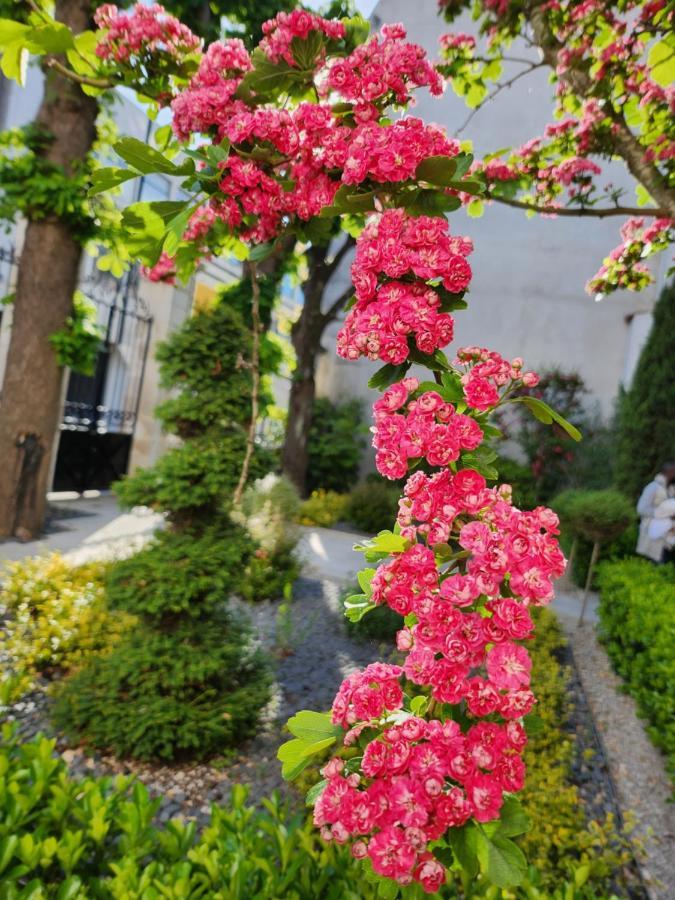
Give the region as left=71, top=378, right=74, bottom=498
left=0, top=553, right=133, bottom=683
left=519, top=608, right=633, bottom=888
left=298, top=489, right=350, bottom=527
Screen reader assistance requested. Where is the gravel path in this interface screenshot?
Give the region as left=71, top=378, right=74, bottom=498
left=564, top=622, right=675, bottom=900
left=3, top=577, right=385, bottom=823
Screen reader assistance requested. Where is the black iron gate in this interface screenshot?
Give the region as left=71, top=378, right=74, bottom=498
left=54, top=266, right=153, bottom=491
left=0, top=247, right=153, bottom=492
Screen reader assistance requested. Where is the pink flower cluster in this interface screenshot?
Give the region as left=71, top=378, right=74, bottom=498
left=326, top=23, right=443, bottom=121
left=337, top=209, right=472, bottom=365
left=455, top=346, right=540, bottom=412
left=259, top=10, right=345, bottom=67
left=372, top=378, right=483, bottom=479
left=342, top=118, right=460, bottom=184
left=315, top=715, right=527, bottom=890
left=315, top=461, right=565, bottom=887
left=142, top=251, right=176, bottom=284
left=171, top=39, right=252, bottom=140
left=586, top=216, right=673, bottom=296
left=94, top=3, right=200, bottom=63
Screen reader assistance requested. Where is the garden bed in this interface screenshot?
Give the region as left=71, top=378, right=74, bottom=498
left=0, top=576, right=646, bottom=897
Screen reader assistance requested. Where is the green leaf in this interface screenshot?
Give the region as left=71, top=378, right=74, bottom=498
left=248, top=241, right=276, bottom=262
left=648, top=38, right=675, bottom=87
left=344, top=594, right=376, bottom=622
left=354, top=531, right=408, bottom=557
left=24, top=22, right=74, bottom=54
left=163, top=203, right=197, bottom=256
left=449, top=178, right=483, bottom=196
left=357, top=567, right=376, bottom=596
left=88, top=166, right=140, bottom=195
left=286, top=710, right=341, bottom=743
left=523, top=713, right=544, bottom=736
left=415, top=155, right=458, bottom=186
left=467, top=198, right=485, bottom=218
left=114, top=137, right=194, bottom=177
left=305, top=779, right=328, bottom=807
left=453, top=153, right=474, bottom=179
left=291, top=29, right=324, bottom=70
left=331, top=185, right=377, bottom=214
left=409, top=695, right=428, bottom=716
left=405, top=190, right=462, bottom=217
left=368, top=362, right=410, bottom=390
left=278, top=736, right=337, bottom=780
left=377, top=879, right=398, bottom=900
left=120, top=203, right=166, bottom=266
left=635, top=184, right=654, bottom=208
left=447, top=822, right=480, bottom=878
left=0, top=19, right=28, bottom=45
left=476, top=832, right=527, bottom=888
left=496, top=795, right=531, bottom=838
left=510, top=396, right=582, bottom=442
left=0, top=42, right=27, bottom=85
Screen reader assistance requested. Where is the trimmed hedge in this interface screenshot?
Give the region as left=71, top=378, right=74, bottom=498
left=596, top=558, right=675, bottom=783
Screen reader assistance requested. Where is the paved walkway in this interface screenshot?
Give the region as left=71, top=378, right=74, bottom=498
left=0, top=495, right=162, bottom=567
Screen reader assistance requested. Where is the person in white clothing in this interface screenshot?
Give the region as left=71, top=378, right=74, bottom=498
left=636, top=461, right=675, bottom=563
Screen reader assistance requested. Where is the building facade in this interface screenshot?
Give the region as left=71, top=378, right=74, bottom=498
left=315, top=0, right=663, bottom=425
left=0, top=71, right=240, bottom=492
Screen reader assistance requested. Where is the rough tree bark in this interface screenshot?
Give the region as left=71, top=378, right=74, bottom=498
left=0, top=0, right=97, bottom=539
left=281, top=237, right=354, bottom=495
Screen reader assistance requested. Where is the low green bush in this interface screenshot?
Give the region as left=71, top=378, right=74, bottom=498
left=234, top=474, right=301, bottom=602
left=518, top=608, right=633, bottom=889
left=103, top=524, right=254, bottom=620
left=114, top=433, right=275, bottom=526
left=0, top=727, right=623, bottom=899
left=53, top=523, right=272, bottom=761
left=346, top=481, right=400, bottom=534
left=306, top=398, right=366, bottom=494
left=298, top=489, right=350, bottom=528
left=52, top=611, right=270, bottom=761
left=0, top=728, right=370, bottom=899
left=551, top=490, right=637, bottom=586
left=342, top=582, right=402, bottom=644
left=0, top=554, right=133, bottom=695
left=494, top=456, right=538, bottom=510
left=596, top=558, right=675, bottom=783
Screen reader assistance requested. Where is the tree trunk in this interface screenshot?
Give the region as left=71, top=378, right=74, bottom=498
left=281, top=248, right=330, bottom=496
left=0, top=0, right=97, bottom=539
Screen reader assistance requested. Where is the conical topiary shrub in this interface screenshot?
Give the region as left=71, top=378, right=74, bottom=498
left=53, top=298, right=273, bottom=760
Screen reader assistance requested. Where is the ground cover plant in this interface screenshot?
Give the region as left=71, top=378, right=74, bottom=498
left=596, top=558, right=675, bottom=784
left=0, top=553, right=133, bottom=701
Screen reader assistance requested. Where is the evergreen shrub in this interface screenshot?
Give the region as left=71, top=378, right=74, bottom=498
left=346, top=481, right=400, bottom=534
left=597, top=558, right=675, bottom=783
left=306, top=398, right=366, bottom=494
left=615, top=280, right=675, bottom=499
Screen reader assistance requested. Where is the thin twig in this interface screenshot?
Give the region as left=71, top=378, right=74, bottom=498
left=44, top=58, right=113, bottom=89
left=488, top=194, right=668, bottom=218
left=233, top=262, right=261, bottom=507
left=453, top=62, right=544, bottom=138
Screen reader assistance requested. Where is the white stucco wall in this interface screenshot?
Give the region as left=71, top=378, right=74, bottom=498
left=316, top=0, right=661, bottom=420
